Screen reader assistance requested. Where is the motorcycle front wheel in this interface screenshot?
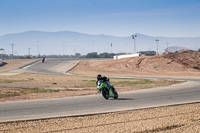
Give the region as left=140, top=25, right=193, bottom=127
left=113, top=87, right=118, bottom=99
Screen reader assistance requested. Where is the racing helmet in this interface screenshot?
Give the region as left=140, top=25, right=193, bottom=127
left=97, top=74, right=102, bottom=80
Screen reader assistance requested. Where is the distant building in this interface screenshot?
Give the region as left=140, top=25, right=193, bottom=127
left=114, top=53, right=141, bottom=60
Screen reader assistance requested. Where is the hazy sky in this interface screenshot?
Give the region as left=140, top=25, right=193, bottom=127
left=0, top=0, right=200, bottom=37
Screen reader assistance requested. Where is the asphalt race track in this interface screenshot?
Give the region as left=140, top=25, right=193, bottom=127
left=0, top=58, right=200, bottom=123
left=23, top=58, right=80, bottom=74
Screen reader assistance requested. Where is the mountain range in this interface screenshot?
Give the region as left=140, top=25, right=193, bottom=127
left=0, top=31, right=199, bottom=55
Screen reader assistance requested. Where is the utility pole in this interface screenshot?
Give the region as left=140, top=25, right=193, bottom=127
left=92, top=40, right=94, bottom=52
left=36, top=41, right=39, bottom=57
left=155, top=39, right=159, bottom=55
left=63, top=42, right=65, bottom=56
left=28, top=48, right=31, bottom=56
left=132, top=34, right=137, bottom=53
left=166, top=42, right=169, bottom=53
left=11, top=44, right=15, bottom=59
left=107, top=42, right=110, bottom=53
left=0, top=48, right=4, bottom=59
left=110, top=43, right=112, bottom=53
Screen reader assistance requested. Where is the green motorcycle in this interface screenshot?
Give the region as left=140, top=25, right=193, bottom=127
left=97, top=80, right=118, bottom=100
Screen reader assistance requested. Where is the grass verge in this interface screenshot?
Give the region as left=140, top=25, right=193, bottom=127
left=0, top=88, right=60, bottom=98
left=18, top=60, right=40, bottom=69
left=111, top=79, right=182, bottom=89
left=0, top=79, right=26, bottom=84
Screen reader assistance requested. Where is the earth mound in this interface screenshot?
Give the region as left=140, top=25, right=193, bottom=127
left=163, top=50, right=200, bottom=70
left=70, top=50, right=200, bottom=77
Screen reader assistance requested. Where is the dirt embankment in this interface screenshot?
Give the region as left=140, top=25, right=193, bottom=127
left=163, top=50, right=200, bottom=70
left=69, top=51, right=200, bottom=77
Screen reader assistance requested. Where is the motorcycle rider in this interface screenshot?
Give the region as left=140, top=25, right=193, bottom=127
left=96, top=74, right=108, bottom=93
left=96, top=74, right=118, bottom=99
left=96, top=74, right=109, bottom=85
left=96, top=74, right=112, bottom=92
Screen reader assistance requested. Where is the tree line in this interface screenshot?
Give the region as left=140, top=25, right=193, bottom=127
left=85, top=52, right=115, bottom=58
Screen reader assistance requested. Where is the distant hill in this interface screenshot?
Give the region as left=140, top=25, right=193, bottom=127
left=0, top=31, right=199, bottom=55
